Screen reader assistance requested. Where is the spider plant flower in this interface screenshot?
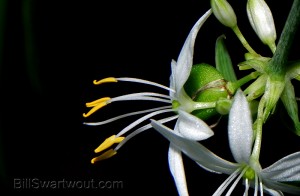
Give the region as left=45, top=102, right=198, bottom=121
left=247, top=0, right=277, bottom=53
left=83, top=10, right=217, bottom=161
left=151, top=90, right=300, bottom=195
left=83, top=10, right=222, bottom=195
left=210, top=0, right=237, bottom=28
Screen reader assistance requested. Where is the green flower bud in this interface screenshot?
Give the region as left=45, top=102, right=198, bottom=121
left=184, top=63, right=230, bottom=120
left=211, top=0, right=237, bottom=28
left=247, top=0, right=276, bottom=52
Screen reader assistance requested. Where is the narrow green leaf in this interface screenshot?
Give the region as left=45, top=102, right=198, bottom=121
left=215, top=35, right=237, bottom=82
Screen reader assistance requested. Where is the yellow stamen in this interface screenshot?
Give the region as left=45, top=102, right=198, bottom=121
left=94, top=135, right=125, bottom=153
left=83, top=100, right=110, bottom=118
left=86, top=97, right=110, bottom=107
left=91, top=149, right=117, bottom=163
left=93, top=77, right=118, bottom=85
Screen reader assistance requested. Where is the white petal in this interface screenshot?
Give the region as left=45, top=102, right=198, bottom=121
left=262, top=184, right=283, bottom=196
left=169, top=59, right=177, bottom=98
left=261, top=151, right=300, bottom=181
left=262, top=179, right=299, bottom=195
left=151, top=119, right=238, bottom=174
left=168, top=144, right=189, bottom=196
left=176, top=110, right=214, bottom=141
left=228, top=89, right=253, bottom=163
left=174, top=9, right=212, bottom=92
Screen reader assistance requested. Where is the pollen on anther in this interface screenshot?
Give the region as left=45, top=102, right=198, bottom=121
left=93, top=77, right=117, bottom=85
left=91, top=149, right=117, bottom=163
left=86, top=97, right=110, bottom=107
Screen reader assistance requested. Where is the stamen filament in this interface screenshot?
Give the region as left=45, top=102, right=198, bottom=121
left=93, top=77, right=117, bottom=85
left=243, top=178, right=249, bottom=196
left=116, top=77, right=175, bottom=92
left=114, top=115, right=179, bottom=151
left=116, top=108, right=175, bottom=137
left=225, top=168, right=247, bottom=196
left=213, top=168, right=242, bottom=196
left=111, top=92, right=172, bottom=102
left=84, top=106, right=172, bottom=126
left=91, top=149, right=117, bottom=163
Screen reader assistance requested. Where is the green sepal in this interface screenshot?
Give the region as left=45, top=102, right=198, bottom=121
left=238, top=58, right=270, bottom=73
left=286, top=60, right=300, bottom=80
left=280, top=80, right=300, bottom=136
left=244, top=74, right=268, bottom=101
left=215, top=35, right=237, bottom=82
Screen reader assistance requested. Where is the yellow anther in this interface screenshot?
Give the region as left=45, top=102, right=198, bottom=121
left=94, top=135, right=125, bottom=153
left=93, top=77, right=118, bottom=85
left=83, top=102, right=109, bottom=117
left=86, top=97, right=110, bottom=107
left=91, top=149, right=117, bottom=164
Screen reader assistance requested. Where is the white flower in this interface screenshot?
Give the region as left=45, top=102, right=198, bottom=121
left=247, top=0, right=277, bottom=53
left=151, top=90, right=300, bottom=195
left=83, top=9, right=215, bottom=195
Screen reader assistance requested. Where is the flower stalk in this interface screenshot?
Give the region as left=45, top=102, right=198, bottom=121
left=268, top=0, right=300, bottom=74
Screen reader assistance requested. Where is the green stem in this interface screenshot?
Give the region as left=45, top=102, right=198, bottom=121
left=269, top=0, right=300, bottom=74
left=251, top=97, right=264, bottom=161
left=232, top=25, right=258, bottom=56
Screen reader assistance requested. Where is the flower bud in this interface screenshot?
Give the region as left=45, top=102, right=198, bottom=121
left=247, top=0, right=276, bottom=51
left=184, top=63, right=230, bottom=120
left=210, top=0, right=237, bottom=28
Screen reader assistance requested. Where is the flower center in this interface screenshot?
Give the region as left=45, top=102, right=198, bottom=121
left=172, top=100, right=181, bottom=110
left=243, top=167, right=256, bottom=181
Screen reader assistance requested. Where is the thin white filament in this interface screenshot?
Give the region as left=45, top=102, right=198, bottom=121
left=213, top=168, right=242, bottom=196
left=117, top=77, right=175, bottom=92
left=259, top=177, right=264, bottom=196
left=254, top=174, right=259, bottom=196
left=225, top=168, right=247, bottom=196
left=84, top=106, right=172, bottom=126
left=243, top=178, right=249, bottom=196
left=114, top=115, right=179, bottom=151
left=115, top=108, right=175, bottom=137
left=110, top=92, right=172, bottom=103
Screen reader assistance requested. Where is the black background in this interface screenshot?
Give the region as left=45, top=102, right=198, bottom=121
left=1, top=0, right=299, bottom=195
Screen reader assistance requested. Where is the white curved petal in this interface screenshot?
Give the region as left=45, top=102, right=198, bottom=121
left=168, top=144, right=189, bottom=196
left=228, top=89, right=253, bottom=163
left=261, top=151, right=300, bottom=181
left=262, top=179, right=300, bottom=195
left=174, top=9, right=212, bottom=92
left=169, top=59, right=177, bottom=98
left=151, top=119, right=238, bottom=174
left=262, top=184, right=284, bottom=196
left=176, top=110, right=214, bottom=141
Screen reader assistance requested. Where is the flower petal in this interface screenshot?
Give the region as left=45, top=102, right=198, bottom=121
left=151, top=119, right=238, bottom=174
left=169, top=59, right=177, bottom=98
left=174, top=9, right=212, bottom=92
left=263, top=179, right=300, bottom=195
left=168, top=144, right=189, bottom=196
left=176, top=110, right=214, bottom=141
left=228, top=89, right=253, bottom=163
left=261, top=151, right=300, bottom=182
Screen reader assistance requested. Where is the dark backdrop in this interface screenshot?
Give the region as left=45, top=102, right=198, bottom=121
left=0, top=0, right=299, bottom=195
